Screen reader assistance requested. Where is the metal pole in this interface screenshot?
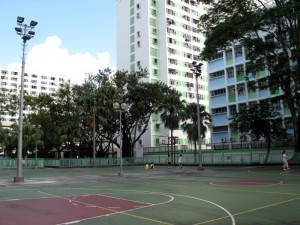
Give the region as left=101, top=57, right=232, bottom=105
left=196, top=75, right=203, bottom=170
left=35, top=141, right=37, bottom=169
left=93, top=109, right=96, bottom=167
left=14, top=38, right=26, bottom=182
left=119, top=110, right=123, bottom=176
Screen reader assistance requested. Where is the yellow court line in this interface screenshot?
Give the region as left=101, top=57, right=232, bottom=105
left=194, top=196, right=300, bottom=225
left=38, top=191, right=172, bottom=225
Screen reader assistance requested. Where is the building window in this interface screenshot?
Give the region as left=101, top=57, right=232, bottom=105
left=229, top=105, right=237, bottom=116
left=237, top=84, right=245, bottom=95
left=227, top=68, right=234, bottom=78
left=212, top=107, right=227, bottom=115
left=155, top=124, right=160, bottom=131
left=225, top=50, right=233, bottom=60
left=137, top=12, right=140, bottom=18
left=152, top=9, right=157, bottom=16
left=137, top=41, right=141, bottom=47
left=235, top=46, right=243, bottom=57
left=236, top=65, right=244, bottom=75
left=169, top=58, right=177, bottom=65
left=210, top=52, right=223, bottom=60
left=209, top=70, right=225, bottom=79
left=138, top=139, right=143, bottom=146
left=211, top=88, right=226, bottom=97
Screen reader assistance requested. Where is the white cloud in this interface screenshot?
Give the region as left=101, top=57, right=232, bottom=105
left=7, top=36, right=110, bottom=84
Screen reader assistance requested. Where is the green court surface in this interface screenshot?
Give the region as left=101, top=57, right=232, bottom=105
left=0, top=166, right=299, bottom=225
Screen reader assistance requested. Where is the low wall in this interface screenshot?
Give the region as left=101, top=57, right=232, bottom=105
left=0, top=151, right=299, bottom=169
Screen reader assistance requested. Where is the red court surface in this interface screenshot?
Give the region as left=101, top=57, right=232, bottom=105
left=0, top=194, right=150, bottom=225
left=210, top=179, right=282, bottom=186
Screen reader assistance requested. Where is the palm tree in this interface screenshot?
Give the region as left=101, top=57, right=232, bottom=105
left=181, top=103, right=211, bottom=163
left=160, top=90, right=185, bottom=164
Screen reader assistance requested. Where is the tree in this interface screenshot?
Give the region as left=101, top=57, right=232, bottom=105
left=230, top=102, right=287, bottom=163
left=1, top=123, right=19, bottom=157
left=74, top=72, right=116, bottom=158
left=181, top=103, right=211, bottom=163
left=198, top=0, right=300, bottom=152
left=84, top=68, right=174, bottom=158
left=28, top=84, right=81, bottom=158
left=22, top=122, right=44, bottom=158
left=160, top=89, right=185, bottom=164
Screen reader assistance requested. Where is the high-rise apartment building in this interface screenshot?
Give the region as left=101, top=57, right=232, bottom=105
left=117, top=0, right=209, bottom=150
left=0, top=68, right=68, bottom=127
left=208, top=44, right=293, bottom=144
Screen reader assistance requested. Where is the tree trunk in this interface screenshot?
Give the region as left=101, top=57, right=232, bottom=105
left=264, top=137, right=271, bottom=164
left=171, top=129, right=174, bottom=165
left=194, top=141, right=197, bottom=164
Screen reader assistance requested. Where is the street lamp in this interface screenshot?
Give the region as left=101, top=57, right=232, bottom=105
left=113, top=102, right=128, bottom=176
left=191, top=61, right=204, bottom=170
left=14, top=17, right=38, bottom=182
left=33, top=125, right=41, bottom=169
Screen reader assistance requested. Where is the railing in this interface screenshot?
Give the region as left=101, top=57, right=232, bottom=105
left=144, top=140, right=295, bottom=154
left=0, top=151, right=299, bottom=169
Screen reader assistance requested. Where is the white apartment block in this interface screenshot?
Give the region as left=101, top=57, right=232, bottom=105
left=0, top=68, right=68, bottom=127
left=117, top=0, right=209, bottom=149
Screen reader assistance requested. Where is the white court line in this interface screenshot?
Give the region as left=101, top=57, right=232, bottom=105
left=62, top=190, right=235, bottom=225
left=58, top=193, right=174, bottom=225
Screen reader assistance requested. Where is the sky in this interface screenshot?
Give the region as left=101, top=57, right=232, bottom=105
left=0, top=0, right=117, bottom=84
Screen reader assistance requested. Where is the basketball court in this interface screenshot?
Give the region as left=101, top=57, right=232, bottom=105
left=0, top=166, right=299, bottom=224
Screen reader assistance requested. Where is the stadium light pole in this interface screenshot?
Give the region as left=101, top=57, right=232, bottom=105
left=191, top=61, right=204, bottom=171
left=113, top=102, right=128, bottom=176
left=14, top=17, right=38, bottom=182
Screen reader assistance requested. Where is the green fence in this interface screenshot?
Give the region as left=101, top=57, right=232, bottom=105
left=0, top=151, right=299, bottom=169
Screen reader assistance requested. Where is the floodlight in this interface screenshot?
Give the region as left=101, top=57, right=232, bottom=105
left=22, top=35, right=31, bottom=41
left=15, top=27, right=22, bottom=33
left=17, top=17, right=24, bottom=24
left=28, top=31, right=35, bottom=36
left=30, top=20, right=38, bottom=27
